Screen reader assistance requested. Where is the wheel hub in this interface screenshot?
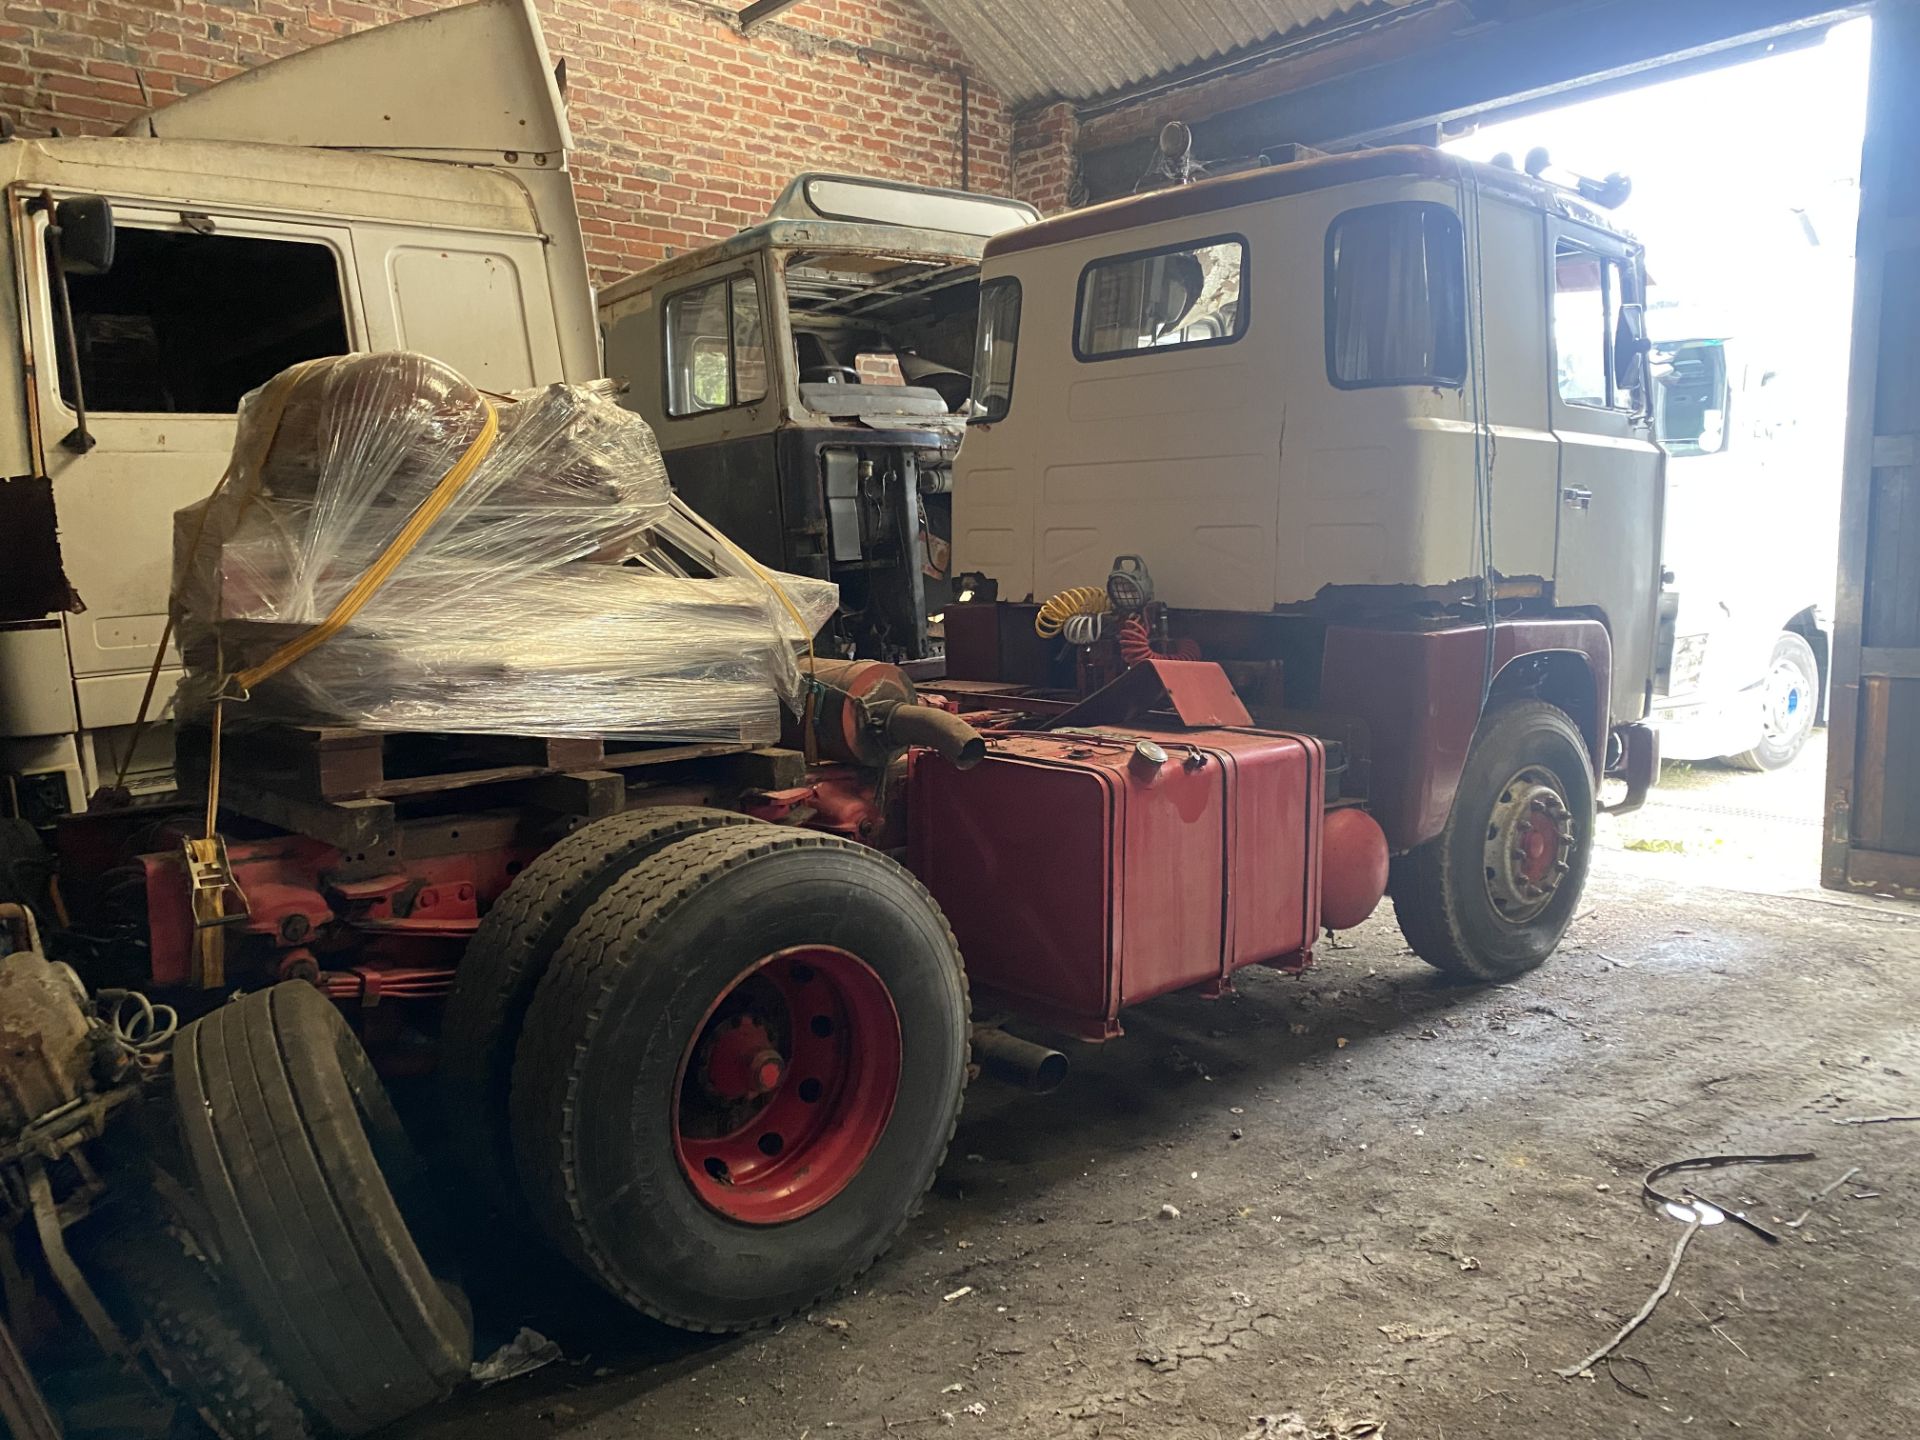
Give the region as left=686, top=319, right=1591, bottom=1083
left=699, top=1017, right=787, bottom=1101
left=1763, top=658, right=1810, bottom=740
left=673, top=945, right=902, bottom=1226
left=1483, top=768, right=1575, bottom=925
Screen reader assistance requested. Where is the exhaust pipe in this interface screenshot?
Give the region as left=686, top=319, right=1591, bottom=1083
left=971, top=1024, right=1069, bottom=1093
left=884, top=703, right=986, bottom=770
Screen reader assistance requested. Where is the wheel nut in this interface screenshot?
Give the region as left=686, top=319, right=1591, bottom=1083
left=749, top=1049, right=785, bottom=1095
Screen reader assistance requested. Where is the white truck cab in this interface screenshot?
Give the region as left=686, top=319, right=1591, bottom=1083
left=600, top=176, right=1039, bottom=664
left=956, top=147, right=1665, bottom=729
left=0, top=0, right=597, bottom=819
left=1651, top=335, right=1830, bottom=769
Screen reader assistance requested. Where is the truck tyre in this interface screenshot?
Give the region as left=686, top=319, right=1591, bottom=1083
left=511, top=827, right=969, bottom=1333
left=92, top=1225, right=314, bottom=1440
left=440, top=806, right=763, bottom=1218
left=1389, top=699, right=1595, bottom=982
left=1725, top=631, right=1820, bottom=772
left=174, top=984, right=471, bottom=1436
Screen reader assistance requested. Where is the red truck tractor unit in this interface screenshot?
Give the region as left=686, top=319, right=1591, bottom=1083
left=9, top=120, right=1664, bottom=1434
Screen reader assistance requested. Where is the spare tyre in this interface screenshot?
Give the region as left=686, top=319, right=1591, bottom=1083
left=174, top=983, right=470, bottom=1436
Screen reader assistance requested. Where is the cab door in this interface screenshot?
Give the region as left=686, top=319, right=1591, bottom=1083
left=1547, top=223, right=1664, bottom=727
left=13, top=194, right=362, bottom=761
left=603, top=258, right=786, bottom=570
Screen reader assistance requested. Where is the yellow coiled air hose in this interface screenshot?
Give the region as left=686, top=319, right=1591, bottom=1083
left=1035, top=585, right=1111, bottom=639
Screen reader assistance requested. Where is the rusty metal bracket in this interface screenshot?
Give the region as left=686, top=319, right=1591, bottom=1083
left=1045, top=658, right=1254, bottom=732
left=25, top=1161, right=129, bottom=1365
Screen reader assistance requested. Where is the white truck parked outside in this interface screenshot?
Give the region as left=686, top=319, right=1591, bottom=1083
left=1650, top=334, right=1832, bottom=770
left=0, top=0, right=598, bottom=820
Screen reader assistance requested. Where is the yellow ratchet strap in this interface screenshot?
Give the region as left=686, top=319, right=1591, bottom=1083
left=182, top=371, right=497, bottom=986
left=230, top=399, right=500, bottom=695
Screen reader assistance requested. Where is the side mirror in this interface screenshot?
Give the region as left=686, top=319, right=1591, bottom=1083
left=1614, top=302, right=1649, bottom=394
left=53, top=195, right=114, bottom=276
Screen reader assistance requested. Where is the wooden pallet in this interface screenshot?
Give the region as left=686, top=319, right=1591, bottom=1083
left=176, top=723, right=802, bottom=855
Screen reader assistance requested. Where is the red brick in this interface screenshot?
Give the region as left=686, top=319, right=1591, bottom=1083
left=8, top=0, right=1018, bottom=283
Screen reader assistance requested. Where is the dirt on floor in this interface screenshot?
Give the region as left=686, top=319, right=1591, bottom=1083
left=404, top=742, right=1920, bottom=1440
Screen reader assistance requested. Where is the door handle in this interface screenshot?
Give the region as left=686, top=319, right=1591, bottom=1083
left=1562, top=486, right=1592, bottom=511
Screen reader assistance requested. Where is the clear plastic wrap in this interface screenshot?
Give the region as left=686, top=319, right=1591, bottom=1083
left=171, top=352, right=838, bottom=742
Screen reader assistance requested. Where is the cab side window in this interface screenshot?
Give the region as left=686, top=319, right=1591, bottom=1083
left=54, top=226, right=348, bottom=413
left=664, top=273, right=766, bottom=417
left=1553, top=241, right=1634, bottom=410
left=1325, top=202, right=1465, bottom=388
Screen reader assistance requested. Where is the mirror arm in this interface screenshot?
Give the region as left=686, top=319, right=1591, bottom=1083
left=31, top=190, right=96, bottom=455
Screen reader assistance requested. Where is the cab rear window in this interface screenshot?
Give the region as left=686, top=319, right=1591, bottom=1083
left=1073, top=237, right=1246, bottom=360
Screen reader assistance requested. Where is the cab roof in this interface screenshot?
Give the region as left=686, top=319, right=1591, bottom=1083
left=597, top=219, right=989, bottom=307
left=0, top=135, right=540, bottom=233
left=984, top=145, right=1630, bottom=260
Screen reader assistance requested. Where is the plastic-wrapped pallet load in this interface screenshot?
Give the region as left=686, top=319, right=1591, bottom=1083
left=171, top=352, right=837, bottom=742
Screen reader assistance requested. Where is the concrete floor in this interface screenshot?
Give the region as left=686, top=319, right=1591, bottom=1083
left=408, top=742, right=1920, bottom=1440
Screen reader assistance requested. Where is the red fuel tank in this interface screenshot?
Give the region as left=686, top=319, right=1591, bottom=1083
left=908, top=726, right=1325, bottom=1040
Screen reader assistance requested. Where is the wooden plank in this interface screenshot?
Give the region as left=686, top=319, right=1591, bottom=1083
left=1856, top=677, right=1890, bottom=849
left=176, top=723, right=388, bottom=801
left=1861, top=646, right=1920, bottom=680
left=732, top=748, right=808, bottom=791
left=1827, top=5, right=1920, bottom=895
left=1864, top=466, right=1920, bottom=649
left=369, top=763, right=561, bottom=799
left=1872, top=432, right=1919, bottom=467
left=510, top=769, right=626, bottom=820
left=216, top=783, right=396, bottom=857
left=599, top=742, right=756, bottom=769
left=1845, top=847, right=1920, bottom=899
left=1882, top=678, right=1920, bottom=854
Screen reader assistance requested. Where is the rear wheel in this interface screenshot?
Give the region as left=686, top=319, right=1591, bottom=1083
left=439, top=806, right=763, bottom=1217
left=1390, top=700, right=1595, bottom=981
left=1724, top=631, right=1819, bottom=772
left=511, top=827, right=968, bottom=1333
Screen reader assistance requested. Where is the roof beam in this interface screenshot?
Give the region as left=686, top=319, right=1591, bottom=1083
left=1079, top=0, right=1864, bottom=202
left=740, top=0, right=808, bottom=31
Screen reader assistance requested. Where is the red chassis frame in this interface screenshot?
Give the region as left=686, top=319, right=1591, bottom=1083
left=103, top=653, right=1411, bottom=1049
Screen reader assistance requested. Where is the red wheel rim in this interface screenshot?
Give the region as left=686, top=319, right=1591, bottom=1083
left=672, top=945, right=902, bottom=1225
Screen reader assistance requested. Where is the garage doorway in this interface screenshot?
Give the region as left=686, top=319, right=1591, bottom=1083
left=1443, top=19, right=1872, bottom=897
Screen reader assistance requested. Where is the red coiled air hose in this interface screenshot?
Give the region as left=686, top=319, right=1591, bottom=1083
left=1117, top=615, right=1200, bottom=666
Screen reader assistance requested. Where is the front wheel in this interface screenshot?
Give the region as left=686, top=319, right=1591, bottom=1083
left=510, top=827, right=969, bottom=1333
left=1724, top=631, right=1819, bottom=772
left=1390, top=699, right=1596, bottom=981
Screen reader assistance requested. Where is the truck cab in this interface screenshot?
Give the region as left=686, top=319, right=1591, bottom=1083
left=1651, top=335, right=1831, bottom=770
left=599, top=177, right=1039, bottom=663
left=950, top=146, right=1666, bottom=973
left=0, top=0, right=597, bottom=819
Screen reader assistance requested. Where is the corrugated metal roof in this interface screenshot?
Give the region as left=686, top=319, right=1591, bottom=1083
left=915, top=0, right=1402, bottom=106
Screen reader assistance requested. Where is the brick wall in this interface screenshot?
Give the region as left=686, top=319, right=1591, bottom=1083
left=1009, top=99, right=1079, bottom=215
left=0, top=0, right=1013, bottom=284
